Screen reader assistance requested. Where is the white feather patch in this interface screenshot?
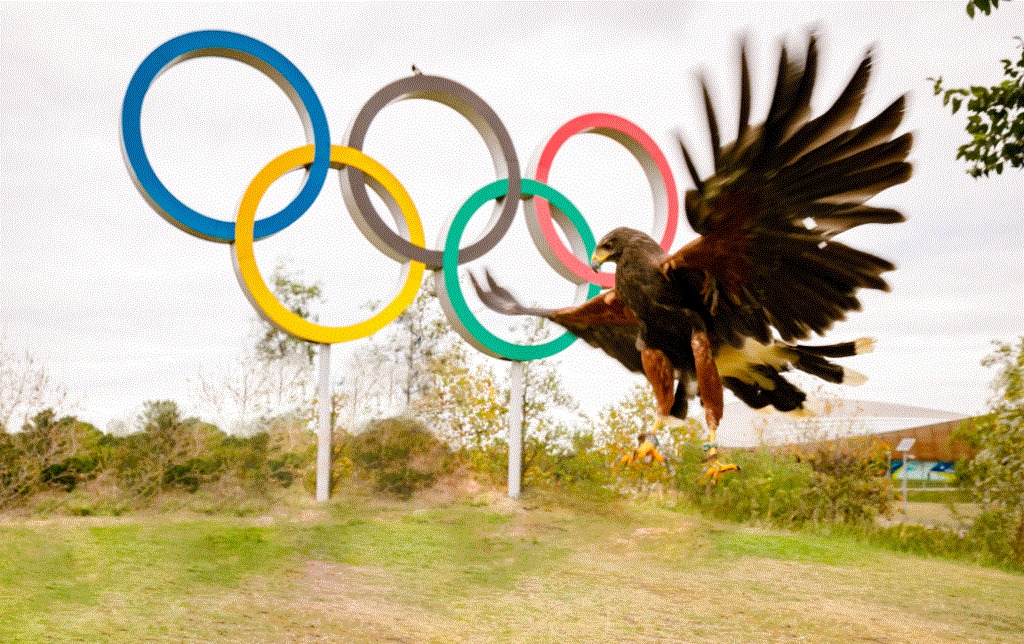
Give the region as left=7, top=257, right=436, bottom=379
left=843, top=368, right=868, bottom=386
left=660, top=415, right=689, bottom=429
left=715, top=339, right=792, bottom=389
left=855, top=337, right=876, bottom=354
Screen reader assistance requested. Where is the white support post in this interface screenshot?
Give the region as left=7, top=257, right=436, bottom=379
left=316, top=343, right=332, bottom=503
left=507, top=361, right=524, bottom=499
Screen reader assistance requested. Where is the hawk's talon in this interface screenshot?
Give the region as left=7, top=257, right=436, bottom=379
left=700, top=458, right=740, bottom=484
left=700, top=441, right=738, bottom=485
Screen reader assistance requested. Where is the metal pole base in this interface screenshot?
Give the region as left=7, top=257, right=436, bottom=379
left=507, top=361, right=523, bottom=498
left=316, top=343, right=332, bottom=502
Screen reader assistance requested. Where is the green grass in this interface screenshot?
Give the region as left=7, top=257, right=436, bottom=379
left=711, top=527, right=873, bottom=566
left=0, top=521, right=293, bottom=640
left=905, top=488, right=973, bottom=503
left=1, top=492, right=1022, bottom=643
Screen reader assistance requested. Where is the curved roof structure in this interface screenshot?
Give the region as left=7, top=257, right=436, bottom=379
left=717, top=398, right=970, bottom=457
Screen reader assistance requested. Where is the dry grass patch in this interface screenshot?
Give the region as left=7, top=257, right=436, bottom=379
left=1, top=494, right=1021, bottom=643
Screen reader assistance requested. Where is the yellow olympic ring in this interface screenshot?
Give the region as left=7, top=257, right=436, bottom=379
left=233, top=144, right=425, bottom=344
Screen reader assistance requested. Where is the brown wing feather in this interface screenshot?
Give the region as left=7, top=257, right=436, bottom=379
left=470, top=271, right=644, bottom=372
left=667, top=35, right=910, bottom=347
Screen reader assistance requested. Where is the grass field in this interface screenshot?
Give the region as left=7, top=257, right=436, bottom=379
left=1, top=490, right=1021, bottom=643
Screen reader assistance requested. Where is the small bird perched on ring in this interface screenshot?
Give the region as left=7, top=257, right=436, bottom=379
left=472, top=33, right=911, bottom=483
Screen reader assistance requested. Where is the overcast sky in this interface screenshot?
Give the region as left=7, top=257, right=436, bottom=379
left=2, top=2, right=1022, bottom=430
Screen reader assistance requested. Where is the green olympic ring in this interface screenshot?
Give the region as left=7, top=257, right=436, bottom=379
left=438, top=178, right=602, bottom=361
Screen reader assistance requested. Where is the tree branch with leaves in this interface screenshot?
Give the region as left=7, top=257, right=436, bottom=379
left=930, top=2, right=1022, bottom=177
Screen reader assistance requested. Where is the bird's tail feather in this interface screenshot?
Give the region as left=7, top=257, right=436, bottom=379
left=720, top=337, right=872, bottom=413
left=790, top=338, right=872, bottom=385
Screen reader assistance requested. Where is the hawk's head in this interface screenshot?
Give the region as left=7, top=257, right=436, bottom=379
left=590, top=227, right=659, bottom=270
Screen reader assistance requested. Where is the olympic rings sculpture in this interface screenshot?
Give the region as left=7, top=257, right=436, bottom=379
left=121, top=30, right=680, bottom=361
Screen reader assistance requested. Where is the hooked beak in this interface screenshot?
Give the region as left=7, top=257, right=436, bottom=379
left=590, top=248, right=610, bottom=271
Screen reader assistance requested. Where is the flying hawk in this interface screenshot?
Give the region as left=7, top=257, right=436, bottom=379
left=473, top=35, right=911, bottom=481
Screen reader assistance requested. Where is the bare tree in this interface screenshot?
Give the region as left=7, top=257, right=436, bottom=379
left=338, top=286, right=457, bottom=425
left=190, top=262, right=322, bottom=435
left=191, top=346, right=314, bottom=436
left=0, top=409, right=93, bottom=508
left=0, top=339, right=68, bottom=433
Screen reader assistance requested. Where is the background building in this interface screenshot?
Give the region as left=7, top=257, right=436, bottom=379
left=717, top=398, right=976, bottom=479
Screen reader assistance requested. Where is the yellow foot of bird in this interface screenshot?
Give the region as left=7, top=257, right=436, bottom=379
left=700, top=459, right=740, bottom=484
left=699, top=444, right=739, bottom=485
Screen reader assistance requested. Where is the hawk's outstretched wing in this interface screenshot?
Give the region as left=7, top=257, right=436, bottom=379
left=470, top=271, right=644, bottom=373
left=664, top=35, right=911, bottom=347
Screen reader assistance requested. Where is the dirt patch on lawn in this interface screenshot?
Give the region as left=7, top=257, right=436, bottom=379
left=294, top=560, right=457, bottom=641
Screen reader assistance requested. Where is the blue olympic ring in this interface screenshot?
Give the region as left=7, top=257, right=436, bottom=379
left=120, top=30, right=331, bottom=242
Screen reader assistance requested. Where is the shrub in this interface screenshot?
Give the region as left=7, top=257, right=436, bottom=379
left=267, top=417, right=316, bottom=488
left=349, top=417, right=454, bottom=498
left=269, top=450, right=312, bottom=487
left=41, top=455, right=99, bottom=492
left=0, top=410, right=103, bottom=507
left=163, top=457, right=221, bottom=493
left=302, top=430, right=353, bottom=497
left=216, top=433, right=271, bottom=492
left=677, top=437, right=895, bottom=528
left=540, top=432, right=612, bottom=487
left=792, top=437, right=896, bottom=524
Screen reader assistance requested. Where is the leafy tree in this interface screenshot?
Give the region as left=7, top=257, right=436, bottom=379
left=411, top=341, right=506, bottom=451
left=595, top=383, right=661, bottom=455
left=408, top=315, right=594, bottom=487
left=965, top=0, right=1004, bottom=18
left=955, top=337, right=1024, bottom=567
left=930, top=3, right=1022, bottom=177
left=255, top=263, right=323, bottom=364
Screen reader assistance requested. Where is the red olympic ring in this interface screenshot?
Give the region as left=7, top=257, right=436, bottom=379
left=526, top=113, right=679, bottom=288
